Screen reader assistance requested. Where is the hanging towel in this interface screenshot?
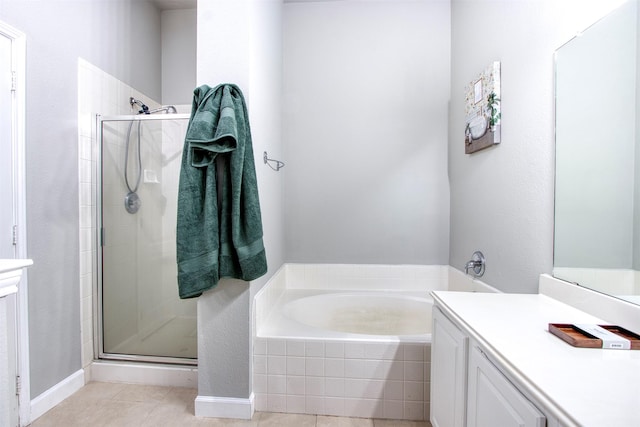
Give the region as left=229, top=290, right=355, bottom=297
left=176, top=84, right=267, bottom=299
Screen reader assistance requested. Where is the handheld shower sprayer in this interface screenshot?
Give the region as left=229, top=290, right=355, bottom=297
left=129, top=97, right=149, bottom=114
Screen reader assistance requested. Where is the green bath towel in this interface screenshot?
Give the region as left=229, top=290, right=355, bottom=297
left=176, top=84, right=267, bottom=299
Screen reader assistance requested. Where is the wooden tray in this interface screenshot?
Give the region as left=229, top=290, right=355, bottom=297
left=548, top=323, right=640, bottom=349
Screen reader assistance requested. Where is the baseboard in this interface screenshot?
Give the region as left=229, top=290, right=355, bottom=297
left=88, top=360, right=197, bottom=388
left=30, top=369, right=85, bottom=422
left=195, top=393, right=255, bottom=419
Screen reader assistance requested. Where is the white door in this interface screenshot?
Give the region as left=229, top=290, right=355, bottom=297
left=0, top=32, right=14, bottom=259
left=0, top=28, right=19, bottom=427
left=0, top=21, right=27, bottom=427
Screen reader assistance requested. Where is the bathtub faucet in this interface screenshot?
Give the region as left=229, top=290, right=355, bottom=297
left=464, top=251, right=485, bottom=277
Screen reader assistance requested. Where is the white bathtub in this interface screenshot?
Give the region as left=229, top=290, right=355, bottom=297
left=253, top=264, right=454, bottom=421
left=253, top=264, right=498, bottom=420
left=260, top=290, right=432, bottom=342
left=285, top=292, right=432, bottom=337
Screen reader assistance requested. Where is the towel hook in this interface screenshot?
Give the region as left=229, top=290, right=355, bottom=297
left=263, top=151, right=285, bottom=172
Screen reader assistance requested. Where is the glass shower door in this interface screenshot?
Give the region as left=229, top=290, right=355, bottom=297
left=98, top=114, right=196, bottom=364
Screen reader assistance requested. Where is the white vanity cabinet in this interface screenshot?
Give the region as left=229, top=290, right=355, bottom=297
left=431, top=305, right=546, bottom=427
left=0, top=259, right=32, bottom=427
left=466, top=344, right=544, bottom=427
left=430, top=291, right=640, bottom=427
left=431, top=307, right=467, bottom=427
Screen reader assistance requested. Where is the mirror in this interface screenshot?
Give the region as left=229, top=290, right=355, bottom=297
left=554, top=0, right=640, bottom=305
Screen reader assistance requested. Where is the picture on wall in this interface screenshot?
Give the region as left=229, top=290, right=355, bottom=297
left=464, top=61, right=501, bottom=154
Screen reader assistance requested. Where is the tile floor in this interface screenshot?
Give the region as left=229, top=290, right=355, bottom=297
left=29, top=382, right=433, bottom=427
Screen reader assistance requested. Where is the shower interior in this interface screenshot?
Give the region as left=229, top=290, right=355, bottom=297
left=97, top=111, right=197, bottom=365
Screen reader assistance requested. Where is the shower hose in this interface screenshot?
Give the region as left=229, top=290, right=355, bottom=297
left=123, top=120, right=142, bottom=213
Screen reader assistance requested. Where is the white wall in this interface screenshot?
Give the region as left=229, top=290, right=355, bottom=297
left=161, top=8, right=197, bottom=105
left=283, top=0, right=451, bottom=265
left=0, top=0, right=161, bottom=399
left=449, top=0, right=628, bottom=293
left=196, top=0, right=284, bottom=403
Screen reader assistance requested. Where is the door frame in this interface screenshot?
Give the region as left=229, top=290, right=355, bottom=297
left=0, top=20, right=29, bottom=426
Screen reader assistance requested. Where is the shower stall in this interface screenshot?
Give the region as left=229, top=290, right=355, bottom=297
left=97, top=111, right=196, bottom=365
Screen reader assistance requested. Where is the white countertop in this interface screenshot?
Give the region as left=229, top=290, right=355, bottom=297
left=432, top=291, right=640, bottom=427
left=0, top=259, right=33, bottom=297
left=0, top=259, right=33, bottom=274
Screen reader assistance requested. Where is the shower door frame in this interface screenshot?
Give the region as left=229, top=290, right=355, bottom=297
left=96, top=113, right=197, bottom=366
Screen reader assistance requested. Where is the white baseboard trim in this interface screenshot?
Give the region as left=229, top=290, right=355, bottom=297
left=30, top=369, right=85, bottom=422
left=88, top=361, right=197, bottom=388
left=195, top=393, right=255, bottom=419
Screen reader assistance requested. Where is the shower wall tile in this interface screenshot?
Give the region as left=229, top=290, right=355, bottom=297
left=324, top=342, right=344, bottom=358
left=404, top=344, right=425, bottom=361
left=267, top=394, right=286, bottom=412
left=384, top=399, right=404, bottom=420
left=324, top=397, right=345, bottom=416
left=305, top=358, right=323, bottom=377
left=404, top=361, right=424, bottom=382
left=267, top=356, right=286, bottom=375
left=305, top=396, right=325, bottom=415
left=268, top=375, right=286, bottom=394
left=286, top=376, right=305, bottom=395
left=287, top=395, right=305, bottom=413
left=286, top=357, right=305, bottom=376
left=253, top=355, right=266, bottom=374
left=324, top=377, right=344, bottom=397
left=305, top=376, right=324, bottom=396
left=286, top=340, right=305, bottom=357
left=324, top=359, right=344, bottom=378
left=254, top=374, right=267, bottom=393
left=304, top=341, right=324, bottom=357
left=254, top=338, right=267, bottom=355
left=404, top=401, right=424, bottom=420
left=267, top=339, right=286, bottom=356
left=384, top=380, right=403, bottom=400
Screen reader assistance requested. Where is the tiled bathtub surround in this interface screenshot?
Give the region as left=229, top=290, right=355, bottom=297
left=254, top=337, right=430, bottom=420
left=253, top=264, right=448, bottom=420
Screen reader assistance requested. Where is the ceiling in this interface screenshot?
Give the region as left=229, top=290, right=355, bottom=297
left=152, top=0, right=338, bottom=10
left=152, top=0, right=196, bottom=11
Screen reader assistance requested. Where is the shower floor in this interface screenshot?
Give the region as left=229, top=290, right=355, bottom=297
left=108, top=316, right=197, bottom=360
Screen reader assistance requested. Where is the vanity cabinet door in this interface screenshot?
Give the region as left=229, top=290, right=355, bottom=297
left=467, top=345, right=545, bottom=427
left=431, top=306, right=468, bottom=427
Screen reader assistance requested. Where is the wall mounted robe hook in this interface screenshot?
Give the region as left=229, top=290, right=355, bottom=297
left=264, top=151, right=285, bottom=171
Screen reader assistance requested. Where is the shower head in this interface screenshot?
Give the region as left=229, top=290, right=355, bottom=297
left=129, top=97, right=149, bottom=114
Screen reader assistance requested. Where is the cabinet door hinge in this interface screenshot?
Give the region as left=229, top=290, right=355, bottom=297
left=11, top=71, right=17, bottom=92
left=12, top=225, right=17, bottom=246
left=15, top=375, right=21, bottom=395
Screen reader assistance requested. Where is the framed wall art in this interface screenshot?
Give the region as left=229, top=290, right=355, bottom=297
left=464, top=61, right=501, bottom=154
